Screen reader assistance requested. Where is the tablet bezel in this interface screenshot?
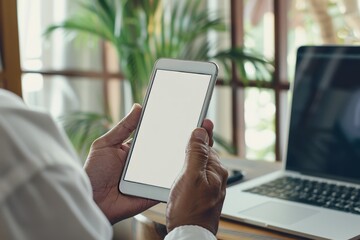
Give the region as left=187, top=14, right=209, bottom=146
left=118, top=58, right=218, bottom=202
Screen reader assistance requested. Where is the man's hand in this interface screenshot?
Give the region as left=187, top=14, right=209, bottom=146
left=166, top=125, right=228, bottom=235
left=84, top=104, right=158, bottom=224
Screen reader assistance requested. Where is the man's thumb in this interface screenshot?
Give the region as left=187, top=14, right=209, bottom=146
left=185, top=128, right=210, bottom=172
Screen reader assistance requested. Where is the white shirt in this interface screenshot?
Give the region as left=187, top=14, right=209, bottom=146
left=0, top=90, right=216, bottom=240
left=165, top=225, right=216, bottom=240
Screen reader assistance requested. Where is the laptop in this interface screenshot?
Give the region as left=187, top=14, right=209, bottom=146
left=221, top=46, right=360, bottom=240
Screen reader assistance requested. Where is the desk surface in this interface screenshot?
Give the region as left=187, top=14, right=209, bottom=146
left=138, top=158, right=299, bottom=240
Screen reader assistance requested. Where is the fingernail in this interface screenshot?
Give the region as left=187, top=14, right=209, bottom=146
left=194, top=128, right=209, bottom=143
left=131, top=103, right=141, bottom=112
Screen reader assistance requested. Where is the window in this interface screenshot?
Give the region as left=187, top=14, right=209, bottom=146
left=18, top=0, right=108, bottom=118
left=11, top=0, right=360, bottom=161
left=212, top=0, right=290, bottom=161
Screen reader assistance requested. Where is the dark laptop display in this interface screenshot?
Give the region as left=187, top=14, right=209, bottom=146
left=222, top=46, right=360, bottom=240
left=286, top=46, right=360, bottom=183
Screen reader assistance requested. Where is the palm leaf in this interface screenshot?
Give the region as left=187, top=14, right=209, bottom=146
left=59, top=112, right=111, bottom=160
left=47, top=0, right=275, bottom=156
left=44, top=15, right=115, bottom=44
left=214, top=47, right=274, bottom=82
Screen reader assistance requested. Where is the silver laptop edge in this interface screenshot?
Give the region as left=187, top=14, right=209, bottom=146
left=221, top=46, right=360, bottom=240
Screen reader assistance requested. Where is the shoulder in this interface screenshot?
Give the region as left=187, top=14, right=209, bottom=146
left=0, top=89, right=84, bottom=203
left=0, top=89, right=25, bottom=108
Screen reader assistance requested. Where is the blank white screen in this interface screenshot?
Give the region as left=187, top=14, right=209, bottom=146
left=124, top=69, right=211, bottom=189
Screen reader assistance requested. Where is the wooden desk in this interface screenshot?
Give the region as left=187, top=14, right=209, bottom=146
left=134, top=158, right=299, bottom=240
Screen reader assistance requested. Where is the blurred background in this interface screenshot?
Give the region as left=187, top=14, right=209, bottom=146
left=2, top=0, right=360, bottom=161
left=1, top=0, right=360, bottom=239
left=13, top=0, right=360, bottom=163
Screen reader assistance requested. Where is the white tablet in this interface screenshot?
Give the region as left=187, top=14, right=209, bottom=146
left=119, top=58, right=218, bottom=202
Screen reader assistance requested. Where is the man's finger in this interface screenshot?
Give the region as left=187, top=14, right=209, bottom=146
left=202, top=119, right=214, bottom=146
left=207, top=149, right=228, bottom=186
left=95, top=104, right=142, bottom=148
left=184, top=128, right=210, bottom=173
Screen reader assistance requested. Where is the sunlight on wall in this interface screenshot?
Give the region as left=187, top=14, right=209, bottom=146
left=22, top=74, right=43, bottom=92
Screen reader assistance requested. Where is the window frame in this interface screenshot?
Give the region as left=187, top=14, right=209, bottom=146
left=228, top=0, right=290, bottom=161
left=0, top=0, right=22, bottom=97
left=5, top=0, right=291, bottom=161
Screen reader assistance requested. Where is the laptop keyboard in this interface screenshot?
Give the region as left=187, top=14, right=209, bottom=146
left=244, top=176, right=360, bottom=215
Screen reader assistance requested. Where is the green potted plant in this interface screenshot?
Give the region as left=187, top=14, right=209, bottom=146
left=46, top=0, right=273, bottom=158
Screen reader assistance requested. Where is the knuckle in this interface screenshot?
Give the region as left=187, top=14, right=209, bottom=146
left=115, top=118, right=133, bottom=136
left=220, top=188, right=226, bottom=200
left=121, top=118, right=133, bottom=132
left=91, top=137, right=104, bottom=148
left=221, top=166, right=229, bottom=178
left=186, top=141, right=209, bottom=156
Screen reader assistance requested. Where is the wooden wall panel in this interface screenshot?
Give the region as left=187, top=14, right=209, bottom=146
left=0, top=0, right=22, bottom=97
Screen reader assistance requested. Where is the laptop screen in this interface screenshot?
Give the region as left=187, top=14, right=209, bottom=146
left=286, top=46, right=360, bottom=183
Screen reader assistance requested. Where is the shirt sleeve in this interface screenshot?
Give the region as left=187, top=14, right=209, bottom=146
left=164, top=225, right=217, bottom=240
left=0, top=90, right=113, bottom=240
left=0, top=164, right=113, bottom=240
